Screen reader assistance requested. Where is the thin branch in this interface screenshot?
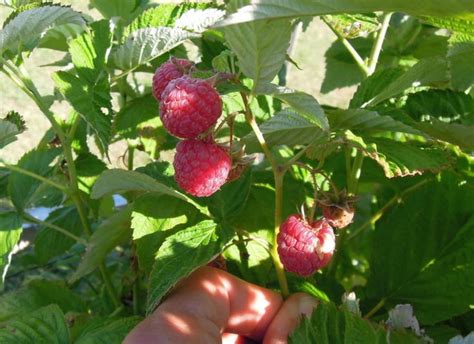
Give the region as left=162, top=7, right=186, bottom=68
left=347, top=179, right=430, bottom=241
left=321, top=16, right=369, bottom=77
left=364, top=298, right=386, bottom=319
left=23, top=213, right=87, bottom=245
left=0, top=162, right=70, bottom=194
left=367, top=12, right=393, bottom=75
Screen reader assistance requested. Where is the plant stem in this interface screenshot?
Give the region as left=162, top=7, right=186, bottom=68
left=364, top=298, right=386, bottom=319
left=272, top=171, right=289, bottom=297
left=347, top=179, right=430, bottom=241
left=321, top=16, right=369, bottom=77
left=0, top=162, right=70, bottom=193
left=367, top=13, right=393, bottom=76
left=240, top=93, right=279, bottom=171
left=127, top=144, right=135, bottom=171
left=23, top=213, right=87, bottom=245
left=349, top=150, right=364, bottom=195
left=99, top=263, right=121, bottom=309
left=240, top=92, right=289, bottom=298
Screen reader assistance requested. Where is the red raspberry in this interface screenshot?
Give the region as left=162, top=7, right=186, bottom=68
left=322, top=205, right=355, bottom=229
left=277, top=215, right=335, bottom=277
left=173, top=139, right=231, bottom=197
left=152, top=58, right=192, bottom=101
left=160, top=76, right=222, bottom=139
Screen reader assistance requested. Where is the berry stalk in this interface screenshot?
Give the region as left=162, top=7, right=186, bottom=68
left=240, top=92, right=289, bottom=297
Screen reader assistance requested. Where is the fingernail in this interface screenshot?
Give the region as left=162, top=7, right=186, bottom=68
left=299, top=296, right=318, bottom=317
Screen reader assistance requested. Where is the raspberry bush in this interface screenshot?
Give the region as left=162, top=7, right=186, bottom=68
left=0, top=1, right=473, bottom=343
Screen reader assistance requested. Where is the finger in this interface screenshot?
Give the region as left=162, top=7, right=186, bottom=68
left=125, top=267, right=283, bottom=343
left=222, top=333, right=258, bottom=344
left=263, top=293, right=318, bottom=344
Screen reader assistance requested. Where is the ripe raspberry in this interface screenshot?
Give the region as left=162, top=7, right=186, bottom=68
left=277, top=215, right=335, bottom=277
left=173, top=139, right=231, bottom=197
left=160, top=76, right=222, bottom=139
left=152, top=58, right=192, bottom=101
left=322, top=205, right=355, bottom=229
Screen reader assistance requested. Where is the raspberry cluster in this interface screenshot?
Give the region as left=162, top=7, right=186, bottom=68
left=152, top=58, right=231, bottom=197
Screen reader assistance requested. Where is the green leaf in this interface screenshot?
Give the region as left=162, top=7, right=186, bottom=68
left=0, top=279, right=86, bottom=322
left=365, top=173, right=474, bottom=324
left=110, top=27, right=196, bottom=73
left=0, top=118, right=20, bottom=149
left=0, top=304, right=69, bottom=343
left=448, top=40, right=474, bottom=90
left=175, top=8, right=225, bottom=33
left=351, top=136, right=451, bottom=178
left=38, top=23, right=85, bottom=52
left=74, top=316, right=141, bottom=344
left=132, top=193, right=201, bottom=272
left=243, top=109, right=328, bottom=153
left=68, top=20, right=113, bottom=84
left=258, top=83, right=329, bottom=131
left=367, top=57, right=449, bottom=106
left=123, top=3, right=208, bottom=37
left=289, top=301, right=419, bottom=344
left=147, top=220, right=233, bottom=314
left=205, top=169, right=252, bottom=222
left=0, top=5, right=86, bottom=56
left=90, top=0, right=141, bottom=21
left=404, top=89, right=474, bottom=123
left=53, top=71, right=112, bottom=153
left=75, top=153, right=107, bottom=194
left=217, top=1, right=474, bottom=26
left=350, top=67, right=404, bottom=108
left=0, top=212, right=21, bottom=289
left=34, top=207, right=82, bottom=263
left=70, top=207, right=132, bottom=283
left=328, top=109, right=421, bottom=135
left=7, top=148, right=59, bottom=211
left=91, top=169, right=188, bottom=202
left=0, top=0, right=41, bottom=9
left=422, top=16, right=474, bottom=37
left=222, top=18, right=292, bottom=93
left=114, top=95, right=160, bottom=139
left=416, top=119, right=474, bottom=151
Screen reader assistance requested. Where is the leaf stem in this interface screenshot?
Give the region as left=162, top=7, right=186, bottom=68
left=364, top=298, right=386, bottom=319
left=347, top=179, right=430, bottom=241
left=283, top=145, right=310, bottom=172
left=240, top=92, right=289, bottom=298
left=0, top=162, right=69, bottom=193
left=321, top=16, right=369, bottom=77
left=23, top=213, right=87, bottom=245
left=367, top=13, right=392, bottom=76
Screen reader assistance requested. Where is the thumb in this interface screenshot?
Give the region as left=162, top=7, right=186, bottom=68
left=263, top=293, right=318, bottom=344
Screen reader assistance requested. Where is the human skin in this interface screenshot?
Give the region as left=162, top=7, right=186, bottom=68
left=124, top=266, right=318, bottom=344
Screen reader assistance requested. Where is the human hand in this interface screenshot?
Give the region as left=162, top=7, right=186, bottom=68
left=124, top=266, right=317, bottom=344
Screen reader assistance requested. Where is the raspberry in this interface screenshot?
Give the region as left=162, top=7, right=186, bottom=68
left=152, top=58, right=192, bottom=101
left=277, top=215, right=335, bottom=277
left=322, top=205, right=355, bottom=229
left=173, top=139, right=231, bottom=197
left=160, top=76, right=222, bottom=139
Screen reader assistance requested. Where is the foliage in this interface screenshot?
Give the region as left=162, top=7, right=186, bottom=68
left=0, top=0, right=473, bottom=342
